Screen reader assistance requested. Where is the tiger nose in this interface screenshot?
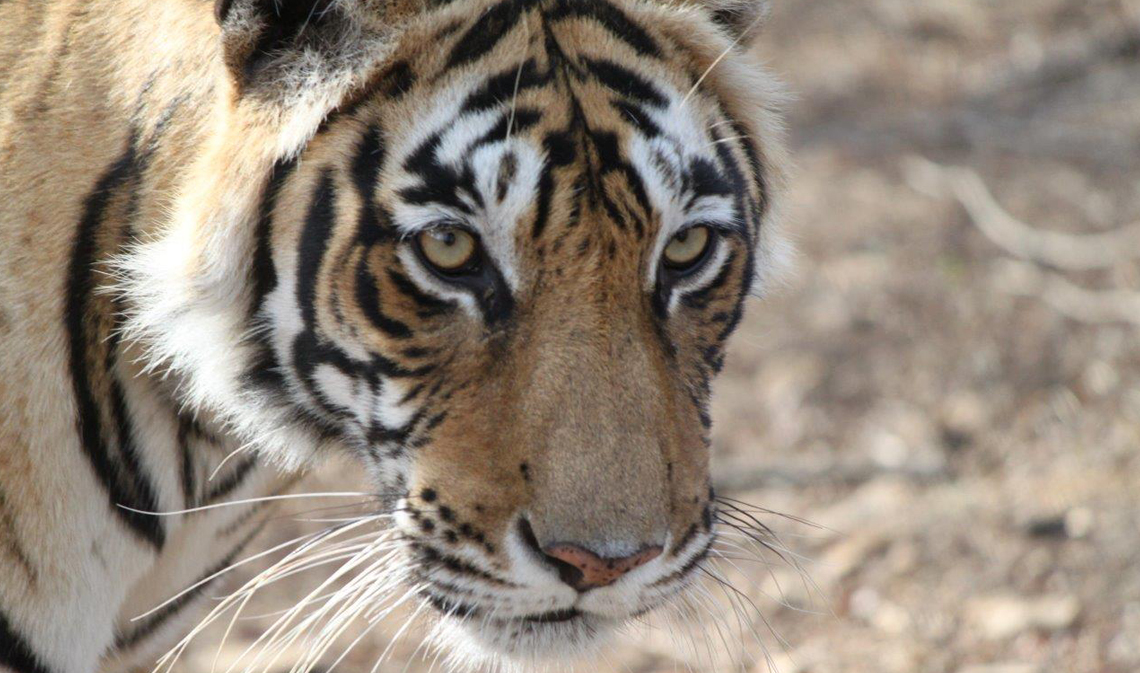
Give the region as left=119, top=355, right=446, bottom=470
left=542, top=543, right=663, bottom=591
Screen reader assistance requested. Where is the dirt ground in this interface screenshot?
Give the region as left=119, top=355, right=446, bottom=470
left=176, top=1, right=1140, bottom=671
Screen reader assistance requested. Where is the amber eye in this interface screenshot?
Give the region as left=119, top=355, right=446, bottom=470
left=662, top=225, right=711, bottom=270
left=417, top=227, right=478, bottom=273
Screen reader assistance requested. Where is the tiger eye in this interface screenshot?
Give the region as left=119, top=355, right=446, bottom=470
left=418, top=227, right=477, bottom=272
left=663, top=225, right=711, bottom=269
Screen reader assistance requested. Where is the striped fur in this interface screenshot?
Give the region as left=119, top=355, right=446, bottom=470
left=0, top=0, right=788, bottom=670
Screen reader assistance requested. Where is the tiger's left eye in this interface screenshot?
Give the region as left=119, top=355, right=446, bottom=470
left=417, top=227, right=478, bottom=273
left=662, top=225, right=711, bottom=270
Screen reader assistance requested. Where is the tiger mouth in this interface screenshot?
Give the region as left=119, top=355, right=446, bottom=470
left=523, top=608, right=581, bottom=624
left=423, top=592, right=585, bottom=626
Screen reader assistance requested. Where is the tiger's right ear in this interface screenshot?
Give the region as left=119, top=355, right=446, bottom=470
left=698, top=0, right=771, bottom=46
left=214, top=0, right=360, bottom=94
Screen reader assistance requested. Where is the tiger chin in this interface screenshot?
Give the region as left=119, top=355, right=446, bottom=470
left=0, top=0, right=789, bottom=671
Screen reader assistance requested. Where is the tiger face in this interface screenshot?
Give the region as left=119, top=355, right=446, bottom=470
left=129, top=0, right=787, bottom=665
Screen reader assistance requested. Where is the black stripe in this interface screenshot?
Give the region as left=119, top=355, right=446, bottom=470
left=113, top=520, right=267, bottom=651
left=203, top=455, right=259, bottom=504
left=461, top=59, right=545, bottom=113
left=352, top=125, right=385, bottom=209
left=612, top=100, right=661, bottom=138
left=355, top=259, right=413, bottom=339
left=411, top=542, right=517, bottom=587
left=687, top=156, right=733, bottom=199
left=397, top=132, right=481, bottom=215
left=473, top=108, right=542, bottom=149
left=582, top=57, right=667, bottom=107
left=532, top=163, right=555, bottom=240
left=547, top=0, right=661, bottom=58
left=533, top=132, right=577, bottom=240
left=0, top=607, right=51, bottom=673
left=244, top=156, right=300, bottom=394
left=350, top=125, right=413, bottom=338
left=107, top=377, right=164, bottom=545
left=176, top=414, right=198, bottom=509
left=66, top=135, right=165, bottom=549
left=680, top=252, right=736, bottom=313
left=710, top=125, right=755, bottom=313
left=445, top=0, right=536, bottom=71
left=249, top=156, right=299, bottom=322
left=650, top=537, right=713, bottom=588
left=729, top=118, right=767, bottom=217
left=296, top=168, right=338, bottom=328
left=386, top=269, right=455, bottom=318
left=352, top=124, right=398, bottom=249
left=290, top=333, right=356, bottom=421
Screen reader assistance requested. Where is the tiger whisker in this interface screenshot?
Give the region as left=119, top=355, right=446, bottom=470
left=228, top=538, right=403, bottom=673
left=715, top=526, right=822, bottom=603
left=699, top=566, right=759, bottom=669
left=687, top=581, right=741, bottom=668
left=677, top=595, right=715, bottom=670
left=220, top=539, right=396, bottom=604
left=401, top=599, right=460, bottom=673
left=132, top=525, right=343, bottom=623
left=706, top=134, right=752, bottom=147
left=504, top=18, right=531, bottom=144
left=155, top=519, right=391, bottom=671
left=708, top=548, right=818, bottom=615
left=714, top=518, right=812, bottom=565
left=292, top=567, right=409, bottom=672
left=714, top=496, right=828, bottom=530
left=706, top=118, right=738, bottom=130
left=214, top=543, right=396, bottom=673
left=283, top=554, right=413, bottom=669
left=208, top=441, right=257, bottom=482
left=703, top=563, right=793, bottom=655
left=368, top=592, right=432, bottom=673
left=118, top=491, right=375, bottom=517
left=271, top=502, right=401, bottom=525
left=696, top=567, right=775, bottom=672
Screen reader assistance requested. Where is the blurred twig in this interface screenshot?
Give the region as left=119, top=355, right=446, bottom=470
left=904, top=156, right=1140, bottom=325
left=905, top=156, right=1140, bottom=270
left=991, top=258, right=1140, bottom=326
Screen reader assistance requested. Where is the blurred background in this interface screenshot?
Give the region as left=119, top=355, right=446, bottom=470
left=179, top=0, right=1140, bottom=671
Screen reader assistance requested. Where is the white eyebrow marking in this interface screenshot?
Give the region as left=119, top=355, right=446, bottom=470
left=388, top=73, right=546, bottom=299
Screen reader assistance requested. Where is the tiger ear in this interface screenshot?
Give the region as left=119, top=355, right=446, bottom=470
left=213, top=0, right=359, bottom=92
left=700, top=0, right=771, bottom=45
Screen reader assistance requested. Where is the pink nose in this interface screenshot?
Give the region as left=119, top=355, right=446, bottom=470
left=543, top=543, right=663, bottom=591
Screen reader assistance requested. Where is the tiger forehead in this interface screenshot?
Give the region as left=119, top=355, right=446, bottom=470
left=359, top=3, right=738, bottom=242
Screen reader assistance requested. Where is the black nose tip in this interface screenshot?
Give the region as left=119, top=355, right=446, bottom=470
left=517, top=518, right=663, bottom=591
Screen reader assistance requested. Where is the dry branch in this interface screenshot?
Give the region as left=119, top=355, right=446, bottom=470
left=904, top=156, right=1140, bottom=270
left=905, top=156, right=1140, bottom=325
left=992, top=258, right=1140, bottom=326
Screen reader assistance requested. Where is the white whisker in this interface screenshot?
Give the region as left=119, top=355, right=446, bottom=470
left=119, top=492, right=374, bottom=516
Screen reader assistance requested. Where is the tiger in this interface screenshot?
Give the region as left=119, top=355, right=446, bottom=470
left=0, top=0, right=790, bottom=670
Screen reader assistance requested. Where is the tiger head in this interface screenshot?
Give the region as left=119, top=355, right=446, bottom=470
left=128, top=0, right=788, bottom=665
